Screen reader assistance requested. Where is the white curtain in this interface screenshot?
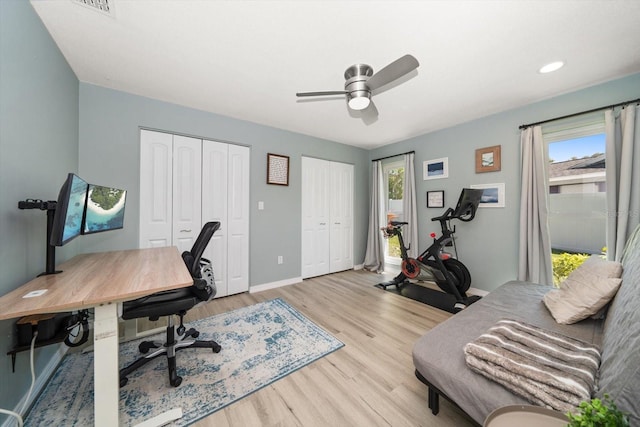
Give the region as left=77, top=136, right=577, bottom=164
left=605, top=104, right=639, bottom=261
left=518, top=125, right=554, bottom=285
left=363, top=160, right=385, bottom=272
left=402, top=153, right=419, bottom=258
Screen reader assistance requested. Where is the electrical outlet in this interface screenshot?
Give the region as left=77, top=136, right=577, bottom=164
left=277, top=256, right=283, bottom=265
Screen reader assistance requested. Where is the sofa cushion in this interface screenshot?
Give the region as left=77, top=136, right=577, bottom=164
left=543, top=256, right=622, bottom=324
left=412, top=280, right=603, bottom=425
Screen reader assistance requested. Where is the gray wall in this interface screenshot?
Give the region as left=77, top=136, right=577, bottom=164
left=369, top=72, right=640, bottom=291
left=77, top=84, right=370, bottom=286
left=0, top=0, right=79, bottom=420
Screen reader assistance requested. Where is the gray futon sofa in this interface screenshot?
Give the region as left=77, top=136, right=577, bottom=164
left=412, top=228, right=640, bottom=425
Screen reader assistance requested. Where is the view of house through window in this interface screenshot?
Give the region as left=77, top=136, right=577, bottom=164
left=547, top=132, right=606, bottom=284
left=383, top=161, right=404, bottom=262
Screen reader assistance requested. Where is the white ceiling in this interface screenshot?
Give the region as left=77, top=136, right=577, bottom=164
left=31, top=0, right=640, bottom=149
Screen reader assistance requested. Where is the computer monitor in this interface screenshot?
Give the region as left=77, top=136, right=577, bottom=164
left=82, top=184, right=126, bottom=235
left=452, top=188, right=484, bottom=220
left=50, top=173, right=89, bottom=246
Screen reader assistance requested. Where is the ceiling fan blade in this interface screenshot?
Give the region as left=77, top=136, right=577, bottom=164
left=366, top=54, right=419, bottom=91
left=296, top=91, right=347, bottom=97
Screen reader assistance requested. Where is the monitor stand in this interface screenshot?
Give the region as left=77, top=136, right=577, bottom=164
left=18, top=199, right=62, bottom=276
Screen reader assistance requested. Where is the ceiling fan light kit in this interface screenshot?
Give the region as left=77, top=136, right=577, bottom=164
left=297, top=54, right=419, bottom=114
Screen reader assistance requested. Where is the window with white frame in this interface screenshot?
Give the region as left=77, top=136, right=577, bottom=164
left=543, top=113, right=606, bottom=284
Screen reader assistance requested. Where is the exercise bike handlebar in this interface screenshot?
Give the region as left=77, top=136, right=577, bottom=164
left=430, top=204, right=478, bottom=223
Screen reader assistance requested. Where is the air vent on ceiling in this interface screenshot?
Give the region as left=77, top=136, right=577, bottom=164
left=72, top=0, right=113, bottom=16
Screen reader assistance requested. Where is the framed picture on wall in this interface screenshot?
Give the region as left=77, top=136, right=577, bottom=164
left=475, top=145, right=501, bottom=173
left=426, top=190, right=445, bottom=208
left=470, top=182, right=505, bottom=208
left=267, top=153, right=290, bottom=186
left=423, top=157, right=449, bottom=180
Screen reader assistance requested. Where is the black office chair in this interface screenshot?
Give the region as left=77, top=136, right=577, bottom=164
left=119, top=221, right=222, bottom=387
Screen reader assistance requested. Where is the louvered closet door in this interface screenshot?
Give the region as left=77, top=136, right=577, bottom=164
left=172, top=135, right=202, bottom=254
left=139, top=130, right=173, bottom=248
left=202, top=140, right=229, bottom=297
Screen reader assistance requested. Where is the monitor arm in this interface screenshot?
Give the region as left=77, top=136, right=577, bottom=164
left=18, top=199, right=61, bottom=276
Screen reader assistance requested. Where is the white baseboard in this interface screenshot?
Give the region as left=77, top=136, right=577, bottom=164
left=250, top=276, right=303, bottom=293
left=2, top=344, right=69, bottom=427
left=353, top=263, right=364, bottom=270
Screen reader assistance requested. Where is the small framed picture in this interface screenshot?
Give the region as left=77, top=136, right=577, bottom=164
left=470, top=183, right=505, bottom=208
left=423, top=157, right=449, bottom=180
left=475, top=145, right=501, bottom=173
left=427, top=190, right=445, bottom=208
left=267, top=153, right=289, bottom=186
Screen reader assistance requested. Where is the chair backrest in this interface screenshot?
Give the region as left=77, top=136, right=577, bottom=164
left=183, top=222, right=221, bottom=278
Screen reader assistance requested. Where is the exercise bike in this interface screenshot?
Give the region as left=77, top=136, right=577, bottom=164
left=379, top=188, right=484, bottom=313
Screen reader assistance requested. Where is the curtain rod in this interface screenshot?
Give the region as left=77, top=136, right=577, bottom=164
left=371, top=150, right=415, bottom=162
left=519, top=97, right=640, bottom=130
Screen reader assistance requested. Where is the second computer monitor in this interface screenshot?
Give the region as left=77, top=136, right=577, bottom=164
left=82, top=184, right=127, bottom=235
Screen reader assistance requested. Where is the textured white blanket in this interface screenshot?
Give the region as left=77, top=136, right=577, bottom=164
left=464, top=319, right=601, bottom=412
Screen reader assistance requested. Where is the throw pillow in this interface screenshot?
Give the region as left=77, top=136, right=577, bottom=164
left=544, top=256, right=623, bottom=324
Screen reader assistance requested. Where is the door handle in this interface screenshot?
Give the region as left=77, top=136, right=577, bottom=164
left=319, top=223, right=326, bottom=225
left=180, top=229, right=192, bottom=233
left=334, top=222, right=341, bottom=225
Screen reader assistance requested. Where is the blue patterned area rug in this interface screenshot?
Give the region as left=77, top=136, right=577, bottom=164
left=25, top=298, right=344, bottom=426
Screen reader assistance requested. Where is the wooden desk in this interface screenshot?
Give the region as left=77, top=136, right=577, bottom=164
left=0, top=247, right=193, bottom=427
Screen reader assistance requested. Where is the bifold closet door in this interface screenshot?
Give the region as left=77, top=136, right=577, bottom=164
left=301, top=157, right=331, bottom=278
left=226, top=144, right=250, bottom=295
left=329, top=161, right=354, bottom=273
left=139, top=130, right=173, bottom=248
left=201, top=140, right=250, bottom=297
left=301, top=157, right=353, bottom=279
left=140, top=130, right=250, bottom=298
left=172, top=135, right=202, bottom=254
left=201, top=140, right=228, bottom=296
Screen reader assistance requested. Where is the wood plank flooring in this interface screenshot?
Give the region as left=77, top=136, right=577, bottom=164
left=150, top=270, right=477, bottom=427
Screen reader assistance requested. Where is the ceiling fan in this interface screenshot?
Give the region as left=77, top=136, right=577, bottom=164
left=296, top=54, right=419, bottom=112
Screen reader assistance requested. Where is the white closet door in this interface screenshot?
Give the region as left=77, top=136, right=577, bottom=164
left=301, top=157, right=331, bottom=278
left=139, top=130, right=173, bottom=248
left=227, top=144, right=250, bottom=295
left=172, top=135, right=202, bottom=254
left=330, top=161, right=354, bottom=273
left=202, top=140, right=229, bottom=297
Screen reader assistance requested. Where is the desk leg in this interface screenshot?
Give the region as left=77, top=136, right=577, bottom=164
left=93, top=303, right=119, bottom=426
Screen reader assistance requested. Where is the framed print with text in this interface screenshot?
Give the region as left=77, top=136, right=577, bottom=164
left=427, top=190, right=445, bottom=208
left=267, top=153, right=290, bottom=186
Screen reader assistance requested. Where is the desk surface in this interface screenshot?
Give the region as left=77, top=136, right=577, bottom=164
left=0, top=246, right=193, bottom=321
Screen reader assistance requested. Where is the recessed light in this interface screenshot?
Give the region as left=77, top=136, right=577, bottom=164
left=539, top=61, right=565, bottom=74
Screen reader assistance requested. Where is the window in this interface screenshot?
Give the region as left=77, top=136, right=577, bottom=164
left=383, top=160, right=404, bottom=263
left=545, top=120, right=606, bottom=285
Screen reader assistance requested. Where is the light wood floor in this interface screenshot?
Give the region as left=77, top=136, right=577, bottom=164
left=156, top=270, right=477, bottom=427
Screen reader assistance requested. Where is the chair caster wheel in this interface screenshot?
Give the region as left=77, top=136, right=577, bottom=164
left=120, top=377, right=128, bottom=387
left=213, top=343, right=222, bottom=353
left=192, top=331, right=200, bottom=338
left=171, top=376, right=182, bottom=387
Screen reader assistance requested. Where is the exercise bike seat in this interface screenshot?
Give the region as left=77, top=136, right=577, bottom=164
left=390, top=221, right=408, bottom=226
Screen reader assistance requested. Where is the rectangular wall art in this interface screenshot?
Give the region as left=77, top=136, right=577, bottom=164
left=423, top=157, right=449, bottom=180
left=470, top=182, right=505, bottom=207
